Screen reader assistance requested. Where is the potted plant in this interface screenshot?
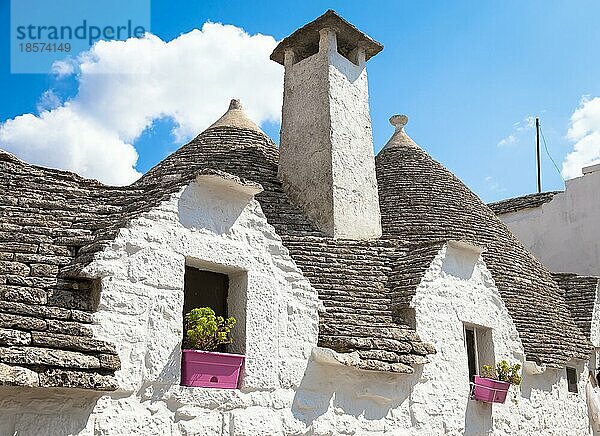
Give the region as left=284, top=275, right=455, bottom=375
left=181, top=307, right=245, bottom=389
left=472, top=360, right=522, bottom=403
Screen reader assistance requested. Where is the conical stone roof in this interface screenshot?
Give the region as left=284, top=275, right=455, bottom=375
left=376, top=115, right=591, bottom=367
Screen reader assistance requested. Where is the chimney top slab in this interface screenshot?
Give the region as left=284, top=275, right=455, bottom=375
left=270, top=10, right=383, bottom=65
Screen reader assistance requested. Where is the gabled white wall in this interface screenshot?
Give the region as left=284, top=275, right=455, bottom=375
left=410, top=243, right=591, bottom=435
left=0, top=177, right=321, bottom=436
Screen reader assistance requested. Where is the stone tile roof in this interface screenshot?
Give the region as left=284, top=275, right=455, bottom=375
left=488, top=191, right=560, bottom=215
left=552, top=273, right=600, bottom=341
left=283, top=237, right=435, bottom=373
left=0, top=151, right=123, bottom=390
left=376, top=116, right=591, bottom=367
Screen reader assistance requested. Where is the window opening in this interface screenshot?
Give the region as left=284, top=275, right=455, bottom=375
left=464, top=324, right=495, bottom=384
left=465, top=326, right=478, bottom=382
left=183, top=266, right=229, bottom=319
left=566, top=367, right=578, bottom=393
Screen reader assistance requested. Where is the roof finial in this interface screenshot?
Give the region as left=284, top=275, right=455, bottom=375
left=205, top=98, right=265, bottom=134
left=390, top=114, right=408, bottom=131
left=229, top=99, right=242, bottom=110
left=382, top=113, right=419, bottom=150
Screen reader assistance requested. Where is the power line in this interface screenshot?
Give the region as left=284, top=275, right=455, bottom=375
left=536, top=117, right=541, bottom=193
left=538, top=125, right=565, bottom=183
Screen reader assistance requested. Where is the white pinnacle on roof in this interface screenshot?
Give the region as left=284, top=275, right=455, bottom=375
left=383, top=114, right=419, bottom=149
left=207, top=99, right=265, bottom=134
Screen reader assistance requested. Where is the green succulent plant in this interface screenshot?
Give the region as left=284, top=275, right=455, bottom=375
left=184, top=307, right=236, bottom=352
left=482, top=360, right=522, bottom=385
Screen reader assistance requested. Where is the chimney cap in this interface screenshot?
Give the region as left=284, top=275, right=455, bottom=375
left=270, top=10, right=383, bottom=65
left=228, top=99, right=243, bottom=110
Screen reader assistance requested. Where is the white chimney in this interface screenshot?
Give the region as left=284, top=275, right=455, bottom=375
left=271, top=10, right=383, bottom=240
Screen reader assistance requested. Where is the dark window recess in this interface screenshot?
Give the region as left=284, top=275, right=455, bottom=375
left=465, top=327, right=477, bottom=383
left=183, top=266, right=229, bottom=319
left=394, top=307, right=416, bottom=330
left=566, top=367, right=578, bottom=393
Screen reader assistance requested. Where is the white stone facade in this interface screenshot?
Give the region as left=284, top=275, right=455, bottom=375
left=498, top=164, right=600, bottom=276
left=410, top=243, right=591, bottom=435
left=0, top=179, right=592, bottom=435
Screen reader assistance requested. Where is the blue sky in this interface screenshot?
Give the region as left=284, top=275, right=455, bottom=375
left=2, top=1, right=600, bottom=202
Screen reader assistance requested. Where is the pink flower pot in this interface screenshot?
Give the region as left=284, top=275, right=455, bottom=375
left=472, top=376, right=510, bottom=403
left=181, top=349, right=245, bottom=389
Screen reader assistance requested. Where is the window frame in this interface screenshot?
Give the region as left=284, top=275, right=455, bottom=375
left=566, top=366, right=578, bottom=393
left=464, top=324, right=479, bottom=382
left=182, top=260, right=248, bottom=357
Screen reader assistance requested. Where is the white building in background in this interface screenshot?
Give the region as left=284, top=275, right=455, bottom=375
left=491, top=164, right=600, bottom=277
left=0, top=10, right=597, bottom=436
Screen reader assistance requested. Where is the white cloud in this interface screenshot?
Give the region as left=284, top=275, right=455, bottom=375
left=0, top=106, right=140, bottom=185
left=497, top=134, right=516, bottom=147
left=0, top=23, right=283, bottom=185
left=497, top=115, right=535, bottom=148
left=562, top=96, right=600, bottom=179
left=36, top=90, right=62, bottom=112
left=484, top=175, right=506, bottom=194
left=51, top=59, right=76, bottom=77
left=517, top=116, right=536, bottom=131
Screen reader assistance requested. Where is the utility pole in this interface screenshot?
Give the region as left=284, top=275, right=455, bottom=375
left=536, top=117, right=541, bottom=193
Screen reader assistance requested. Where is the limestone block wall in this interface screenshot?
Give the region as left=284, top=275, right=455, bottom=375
left=279, top=50, right=333, bottom=236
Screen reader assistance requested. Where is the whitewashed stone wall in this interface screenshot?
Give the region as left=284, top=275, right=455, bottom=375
left=499, top=164, right=600, bottom=276
left=291, top=243, right=592, bottom=435
left=84, top=177, right=320, bottom=435
left=591, top=283, right=600, bottom=349
left=0, top=180, right=592, bottom=435
left=409, top=243, right=591, bottom=435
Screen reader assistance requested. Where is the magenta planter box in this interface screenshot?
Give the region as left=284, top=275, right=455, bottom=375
left=472, top=375, right=510, bottom=403
left=181, top=349, right=245, bottom=389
